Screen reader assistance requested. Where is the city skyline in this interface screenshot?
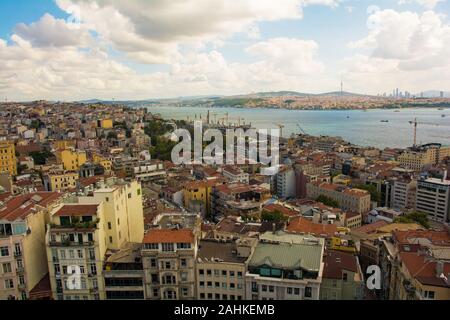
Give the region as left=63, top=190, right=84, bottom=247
left=1, top=0, right=450, bottom=101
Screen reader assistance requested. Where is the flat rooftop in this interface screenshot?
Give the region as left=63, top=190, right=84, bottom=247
left=197, top=240, right=247, bottom=264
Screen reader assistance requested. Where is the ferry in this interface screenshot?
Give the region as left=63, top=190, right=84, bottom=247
left=380, top=120, right=389, bottom=123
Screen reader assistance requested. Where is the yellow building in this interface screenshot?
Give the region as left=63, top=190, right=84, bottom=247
left=79, top=179, right=144, bottom=250
left=53, top=140, right=75, bottom=151
left=100, top=119, right=113, bottom=129
left=46, top=203, right=107, bottom=300
left=93, top=154, right=112, bottom=172
left=183, top=180, right=219, bottom=216
left=0, top=141, right=17, bottom=176
left=56, top=148, right=87, bottom=171
left=43, top=171, right=79, bottom=192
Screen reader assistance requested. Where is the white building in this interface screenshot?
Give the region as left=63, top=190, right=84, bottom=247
left=416, top=177, right=450, bottom=223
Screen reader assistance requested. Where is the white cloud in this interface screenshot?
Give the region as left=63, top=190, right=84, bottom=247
left=345, top=8, right=450, bottom=94
left=14, top=13, right=92, bottom=48
left=398, top=0, right=445, bottom=9
left=55, top=0, right=340, bottom=64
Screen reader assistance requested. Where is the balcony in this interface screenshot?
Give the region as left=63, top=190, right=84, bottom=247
left=16, top=267, right=25, bottom=274
left=14, top=251, right=22, bottom=258
left=49, top=240, right=95, bottom=247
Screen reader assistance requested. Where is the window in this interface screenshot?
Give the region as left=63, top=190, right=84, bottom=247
left=294, top=288, right=300, bottom=295
left=215, top=282, right=220, bottom=288
left=108, top=222, right=112, bottom=230
left=305, top=287, right=312, bottom=298
left=177, top=243, right=191, bottom=249
left=4, top=279, right=14, bottom=289
left=269, top=286, right=274, bottom=293
left=181, top=287, right=189, bottom=297
left=230, top=271, right=235, bottom=277
left=77, top=249, right=83, bottom=259
left=153, top=288, right=159, bottom=297
left=109, top=236, right=113, bottom=243
left=2, top=263, right=12, bottom=273
left=89, top=249, right=95, bottom=260
left=181, top=272, right=188, bottom=282
left=0, top=246, right=9, bottom=257
left=87, top=233, right=93, bottom=242
left=424, top=291, right=435, bottom=299
left=14, top=243, right=21, bottom=255
left=207, top=269, right=212, bottom=276
left=165, top=261, right=171, bottom=270
left=287, top=287, right=293, bottom=295
left=237, top=271, right=243, bottom=278
left=69, top=250, right=75, bottom=259
left=180, top=259, right=187, bottom=268
left=17, top=259, right=23, bottom=269
left=343, top=273, right=348, bottom=282
left=60, top=250, right=66, bottom=259
left=90, top=264, right=97, bottom=275
left=222, top=270, right=227, bottom=277
left=150, top=258, right=157, bottom=268
left=199, top=281, right=205, bottom=288
left=162, top=243, right=174, bottom=252
left=144, top=243, right=158, bottom=250
left=199, top=269, right=204, bottom=276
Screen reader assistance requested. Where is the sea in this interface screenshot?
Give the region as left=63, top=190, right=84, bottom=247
left=144, top=106, right=450, bottom=149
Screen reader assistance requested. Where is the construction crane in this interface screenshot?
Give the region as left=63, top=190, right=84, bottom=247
left=274, top=123, right=285, bottom=138
left=409, top=118, right=449, bottom=147
left=296, top=124, right=307, bottom=135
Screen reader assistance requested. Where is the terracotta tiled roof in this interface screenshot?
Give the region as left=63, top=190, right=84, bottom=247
left=287, top=217, right=337, bottom=238
left=54, top=204, right=99, bottom=217
left=143, top=229, right=194, bottom=244
left=393, top=230, right=450, bottom=246
left=0, top=192, right=62, bottom=221
left=400, top=252, right=450, bottom=288
left=323, top=250, right=359, bottom=280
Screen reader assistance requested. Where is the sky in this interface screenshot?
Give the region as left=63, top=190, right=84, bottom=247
left=0, top=0, right=449, bottom=101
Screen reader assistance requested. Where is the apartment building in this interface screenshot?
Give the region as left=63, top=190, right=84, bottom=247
left=246, top=231, right=324, bottom=300
left=43, top=170, right=79, bottom=192
left=306, top=182, right=371, bottom=214
left=46, top=203, right=107, bottom=300
left=391, top=177, right=417, bottom=211
left=211, top=183, right=270, bottom=220
left=0, top=141, right=17, bottom=176
left=141, top=229, right=197, bottom=300
left=0, top=192, right=63, bottom=300
left=196, top=239, right=247, bottom=300
left=276, top=165, right=296, bottom=199
left=222, top=166, right=249, bottom=184
left=184, top=180, right=221, bottom=217
left=416, top=177, right=450, bottom=223
left=56, top=148, right=87, bottom=171
left=398, top=144, right=450, bottom=172
left=78, top=179, right=145, bottom=250
left=320, top=250, right=364, bottom=300
left=380, top=230, right=450, bottom=300
left=103, top=243, right=145, bottom=300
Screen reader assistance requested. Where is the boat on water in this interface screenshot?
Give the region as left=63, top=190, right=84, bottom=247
left=380, top=120, right=389, bottom=123
left=442, top=114, right=446, bottom=118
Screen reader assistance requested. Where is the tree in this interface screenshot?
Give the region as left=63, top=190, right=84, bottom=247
left=355, top=184, right=381, bottom=203
left=149, top=138, right=178, bottom=161
left=316, top=195, right=340, bottom=208
left=394, top=211, right=430, bottom=229
left=29, top=150, right=53, bottom=165
left=261, top=210, right=288, bottom=223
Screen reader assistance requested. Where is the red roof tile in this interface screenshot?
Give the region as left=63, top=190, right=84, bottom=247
left=143, top=229, right=194, bottom=244
left=54, top=204, right=99, bottom=217
left=287, top=217, right=337, bottom=238
left=0, top=192, right=62, bottom=221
